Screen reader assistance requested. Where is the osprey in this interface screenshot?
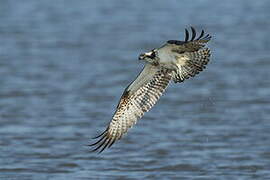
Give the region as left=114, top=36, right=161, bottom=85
left=90, top=27, right=212, bottom=153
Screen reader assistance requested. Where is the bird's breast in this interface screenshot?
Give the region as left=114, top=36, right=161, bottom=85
left=157, top=48, right=178, bottom=70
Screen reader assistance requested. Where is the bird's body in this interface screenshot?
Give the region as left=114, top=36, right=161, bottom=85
left=90, top=27, right=212, bottom=153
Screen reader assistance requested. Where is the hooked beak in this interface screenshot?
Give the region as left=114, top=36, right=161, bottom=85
left=138, top=53, right=145, bottom=60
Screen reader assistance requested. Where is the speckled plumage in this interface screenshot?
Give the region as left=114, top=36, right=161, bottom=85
left=90, top=27, right=212, bottom=153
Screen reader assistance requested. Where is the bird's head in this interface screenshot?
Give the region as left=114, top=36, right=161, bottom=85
left=138, top=49, right=159, bottom=65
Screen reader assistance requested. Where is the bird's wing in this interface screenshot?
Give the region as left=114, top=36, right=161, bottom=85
left=167, top=27, right=211, bottom=83
left=167, top=27, right=211, bottom=53
left=89, top=64, right=172, bottom=153
left=172, top=48, right=211, bottom=83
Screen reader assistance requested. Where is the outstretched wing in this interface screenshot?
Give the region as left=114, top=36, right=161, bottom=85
left=89, top=64, right=172, bottom=153
left=172, top=48, right=211, bottom=83
left=167, top=27, right=211, bottom=83
left=167, top=27, right=211, bottom=53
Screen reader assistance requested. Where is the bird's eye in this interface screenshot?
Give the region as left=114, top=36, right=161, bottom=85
left=149, top=51, right=156, bottom=59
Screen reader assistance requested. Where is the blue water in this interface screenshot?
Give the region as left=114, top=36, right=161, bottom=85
left=0, top=0, right=270, bottom=179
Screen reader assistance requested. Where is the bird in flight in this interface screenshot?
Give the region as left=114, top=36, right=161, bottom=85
left=90, top=27, right=212, bottom=153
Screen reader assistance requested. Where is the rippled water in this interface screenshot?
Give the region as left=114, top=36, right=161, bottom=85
left=0, top=0, right=270, bottom=179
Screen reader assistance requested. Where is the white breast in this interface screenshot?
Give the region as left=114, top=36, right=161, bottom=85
left=157, top=44, right=177, bottom=69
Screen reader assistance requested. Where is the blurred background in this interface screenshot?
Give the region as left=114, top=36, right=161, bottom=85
left=0, top=0, right=269, bottom=179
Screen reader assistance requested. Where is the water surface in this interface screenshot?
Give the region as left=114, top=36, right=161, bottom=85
left=0, top=0, right=270, bottom=179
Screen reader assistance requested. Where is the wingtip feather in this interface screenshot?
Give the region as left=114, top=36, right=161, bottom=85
left=184, top=28, right=189, bottom=42
left=190, top=26, right=196, bottom=41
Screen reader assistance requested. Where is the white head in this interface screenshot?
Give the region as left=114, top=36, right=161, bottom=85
left=138, top=49, right=159, bottom=65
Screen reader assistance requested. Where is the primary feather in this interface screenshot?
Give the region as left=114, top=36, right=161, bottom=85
left=90, top=27, right=212, bottom=153
left=90, top=65, right=172, bottom=153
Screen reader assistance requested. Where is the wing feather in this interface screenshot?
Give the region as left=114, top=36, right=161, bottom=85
left=168, top=27, right=211, bottom=53
left=90, top=64, right=172, bottom=153
left=173, top=48, right=211, bottom=83
left=167, top=27, right=212, bottom=83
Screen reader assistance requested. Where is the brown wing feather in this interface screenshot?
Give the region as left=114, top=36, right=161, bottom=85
left=169, top=27, right=212, bottom=83
left=168, top=27, right=211, bottom=53
left=173, top=48, right=211, bottom=83
left=89, top=64, right=172, bottom=153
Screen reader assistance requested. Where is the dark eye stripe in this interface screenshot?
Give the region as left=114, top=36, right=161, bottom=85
left=148, top=51, right=156, bottom=59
